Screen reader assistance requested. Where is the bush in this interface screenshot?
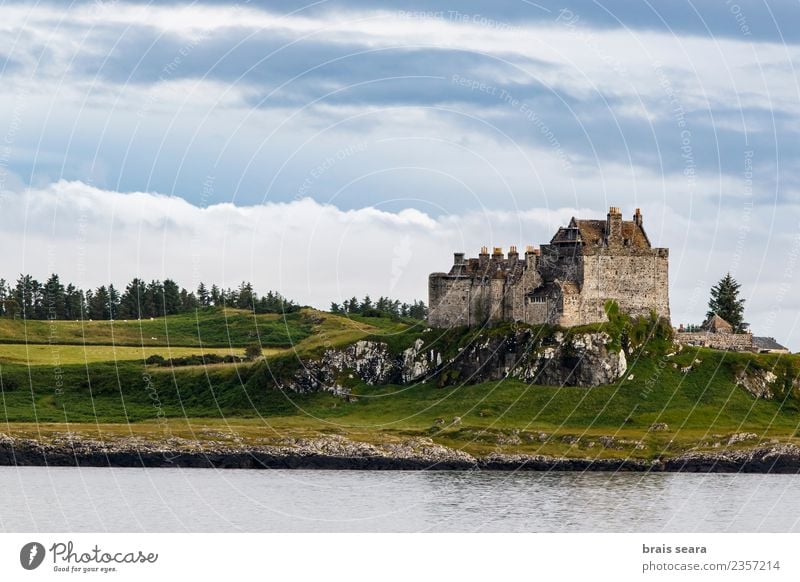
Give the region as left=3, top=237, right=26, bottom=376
left=0, top=374, right=18, bottom=391
left=145, top=353, right=247, bottom=367
left=245, top=343, right=263, bottom=360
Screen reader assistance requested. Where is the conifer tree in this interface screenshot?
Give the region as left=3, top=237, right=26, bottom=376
left=707, top=273, right=747, bottom=332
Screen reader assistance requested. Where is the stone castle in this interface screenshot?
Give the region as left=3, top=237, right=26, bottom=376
left=428, top=206, right=670, bottom=328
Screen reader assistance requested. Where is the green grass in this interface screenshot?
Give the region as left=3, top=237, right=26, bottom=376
left=0, top=343, right=279, bottom=365
left=0, top=308, right=799, bottom=460
left=0, top=307, right=313, bottom=348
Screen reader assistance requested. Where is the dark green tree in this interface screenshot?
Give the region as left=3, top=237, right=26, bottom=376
left=107, top=284, right=121, bottom=319
left=144, top=280, right=162, bottom=317
left=44, top=273, right=66, bottom=319
left=162, top=279, right=182, bottom=315
left=119, top=278, right=148, bottom=319
left=237, top=281, right=255, bottom=310
left=244, top=343, right=263, bottom=360
left=64, top=284, right=83, bottom=320
left=197, top=282, right=210, bottom=306
left=707, top=273, right=747, bottom=332
left=89, top=286, right=111, bottom=320
left=209, top=284, right=221, bottom=306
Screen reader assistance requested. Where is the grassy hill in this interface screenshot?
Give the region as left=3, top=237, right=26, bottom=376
left=0, top=307, right=799, bottom=459
left=0, top=308, right=314, bottom=348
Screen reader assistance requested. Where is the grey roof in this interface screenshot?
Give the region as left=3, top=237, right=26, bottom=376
left=752, top=336, right=789, bottom=351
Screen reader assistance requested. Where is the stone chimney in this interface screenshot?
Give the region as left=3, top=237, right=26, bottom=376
left=492, top=247, right=504, bottom=260
left=478, top=246, right=490, bottom=270
left=606, top=206, right=622, bottom=245
left=633, top=207, right=643, bottom=227
left=525, top=245, right=539, bottom=268
left=507, top=245, right=519, bottom=263
left=453, top=252, right=465, bottom=275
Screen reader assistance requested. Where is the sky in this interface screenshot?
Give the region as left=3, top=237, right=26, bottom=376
left=0, top=1, right=799, bottom=347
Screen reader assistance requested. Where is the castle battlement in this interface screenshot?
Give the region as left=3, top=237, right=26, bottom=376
left=428, top=206, right=670, bottom=328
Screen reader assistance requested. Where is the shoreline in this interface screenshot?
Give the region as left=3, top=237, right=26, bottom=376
left=2, top=435, right=800, bottom=473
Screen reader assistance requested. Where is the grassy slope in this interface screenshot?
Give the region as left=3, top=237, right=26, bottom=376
left=0, top=343, right=266, bottom=365
left=0, top=307, right=313, bottom=348
left=0, top=308, right=799, bottom=459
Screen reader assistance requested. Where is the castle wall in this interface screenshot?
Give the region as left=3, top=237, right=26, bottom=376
left=578, top=249, right=670, bottom=325
left=558, top=291, right=583, bottom=327
left=523, top=297, right=549, bottom=324
left=538, top=244, right=583, bottom=284
left=428, top=275, right=472, bottom=327
left=676, top=331, right=753, bottom=351
left=507, top=256, right=544, bottom=323
left=489, top=279, right=506, bottom=322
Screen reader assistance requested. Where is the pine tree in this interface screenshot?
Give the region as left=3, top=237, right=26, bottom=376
left=210, top=284, right=221, bottom=306
left=707, top=273, right=747, bottom=332
left=197, top=282, right=210, bottom=307
left=64, top=284, right=83, bottom=320
left=119, top=278, right=148, bottom=319
left=44, top=273, right=66, bottom=319
left=162, top=279, right=182, bottom=315
left=237, top=281, right=255, bottom=310
left=107, top=284, right=121, bottom=319
left=89, top=286, right=111, bottom=320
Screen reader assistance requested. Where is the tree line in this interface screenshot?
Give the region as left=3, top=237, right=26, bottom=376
left=0, top=275, right=300, bottom=320
left=330, top=295, right=427, bottom=320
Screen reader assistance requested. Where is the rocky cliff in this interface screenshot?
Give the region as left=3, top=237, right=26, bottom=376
left=279, top=326, right=628, bottom=395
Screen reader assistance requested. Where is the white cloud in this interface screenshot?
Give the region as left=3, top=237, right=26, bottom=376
left=1, top=181, right=583, bottom=303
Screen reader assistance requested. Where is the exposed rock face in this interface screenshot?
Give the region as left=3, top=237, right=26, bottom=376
left=510, top=331, right=627, bottom=387
left=283, top=339, right=436, bottom=395
left=400, top=338, right=441, bottom=383
left=281, top=328, right=627, bottom=394
left=727, top=432, right=759, bottom=445
left=439, top=328, right=626, bottom=387
left=735, top=369, right=777, bottom=399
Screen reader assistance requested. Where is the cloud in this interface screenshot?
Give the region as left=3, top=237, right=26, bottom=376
left=1, top=1, right=799, bottom=211
left=1, top=180, right=576, bottom=304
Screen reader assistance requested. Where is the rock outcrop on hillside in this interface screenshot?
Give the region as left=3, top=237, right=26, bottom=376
left=279, top=327, right=627, bottom=395
left=734, top=368, right=778, bottom=400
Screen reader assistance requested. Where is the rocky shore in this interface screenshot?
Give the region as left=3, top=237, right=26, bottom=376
left=2, top=433, right=800, bottom=473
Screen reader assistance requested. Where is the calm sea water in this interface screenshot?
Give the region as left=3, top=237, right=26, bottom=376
left=1, top=467, right=799, bottom=532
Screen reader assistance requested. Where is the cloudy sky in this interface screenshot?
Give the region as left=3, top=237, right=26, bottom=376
left=1, top=0, right=799, bottom=347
